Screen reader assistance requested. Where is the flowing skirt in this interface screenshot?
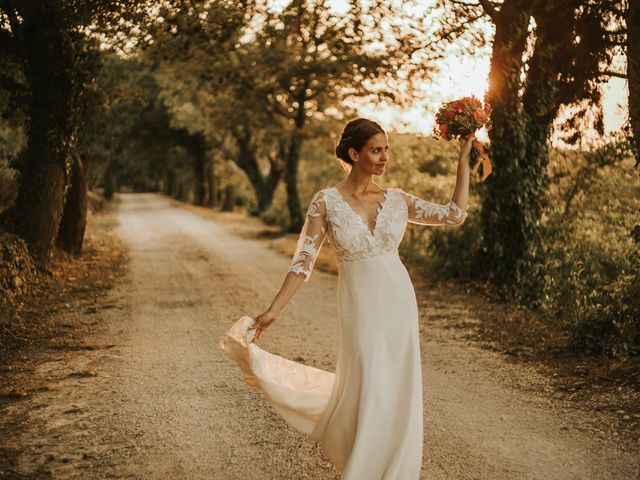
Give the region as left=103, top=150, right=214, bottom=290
left=219, top=250, right=423, bottom=479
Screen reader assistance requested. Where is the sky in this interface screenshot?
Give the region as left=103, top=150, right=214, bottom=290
left=270, top=0, right=629, bottom=141
left=355, top=54, right=628, bottom=142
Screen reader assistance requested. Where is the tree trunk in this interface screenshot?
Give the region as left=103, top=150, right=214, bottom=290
left=284, top=102, right=307, bottom=233
left=629, top=0, right=640, bottom=166
left=56, top=151, right=87, bottom=256
left=83, top=154, right=93, bottom=191
left=104, top=160, right=117, bottom=201
left=510, top=1, right=575, bottom=303
left=190, top=133, right=207, bottom=206
left=222, top=184, right=235, bottom=211
left=478, top=1, right=532, bottom=295
left=177, top=182, right=187, bottom=202
left=165, top=169, right=174, bottom=195
left=194, top=159, right=206, bottom=205
left=233, top=135, right=282, bottom=213
left=284, top=131, right=304, bottom=232
left=206, top=159, right=217, bottom=207
left=170, top=174, right=180, bottom=198
left=11, top=3, right=79, bottom=264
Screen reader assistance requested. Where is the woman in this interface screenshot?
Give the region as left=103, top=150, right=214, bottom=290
left=219, top=117, right=472, bottom=479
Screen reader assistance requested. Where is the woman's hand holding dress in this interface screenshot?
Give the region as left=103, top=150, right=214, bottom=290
left=251, top=191, right=329, bottom=342
left=251, top=309, right=277, bottom=342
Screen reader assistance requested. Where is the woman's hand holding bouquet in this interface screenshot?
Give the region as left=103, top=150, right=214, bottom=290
left=433, top=95, right=493, bottom=181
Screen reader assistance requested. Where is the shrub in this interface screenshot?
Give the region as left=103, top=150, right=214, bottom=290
left=425, top=138, right=639, bottom=356
left=418, top=155, right=450, bottom=176
left=537, top=140, right=639, bottom=356
left=549, top=226, right=640, bottom=356
left=259, top=203, right=289, bottom=228
left=425, top=213, right=483, bottom=281
left=234, top=190, right=249, bottom=207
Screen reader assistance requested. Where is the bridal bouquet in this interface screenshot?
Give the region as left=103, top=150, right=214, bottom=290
left=433, top=96, right=493, bottom=181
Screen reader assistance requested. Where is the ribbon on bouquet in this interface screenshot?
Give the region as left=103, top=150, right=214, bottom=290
left=471, top=139, right=493, bottom=181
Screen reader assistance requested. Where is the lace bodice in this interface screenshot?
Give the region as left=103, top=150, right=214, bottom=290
left=287, top=186, right=467, bottom=281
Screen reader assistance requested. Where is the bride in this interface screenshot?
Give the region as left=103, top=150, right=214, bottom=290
left=219, top=117, right=472, bottom=479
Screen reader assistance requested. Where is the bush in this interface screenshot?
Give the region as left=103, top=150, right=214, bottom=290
left=234, top=190, right=249, bottom=207
left=543, top=222, right=640, bottom=356
left=259, top=203, right=289, bottom=228
left=425, top=138, right=640, bottom=357
left=418, top=155, right=450, bottom=176
left=425, top=214, right=483, bottom=281
left=536, top=141, right=640, bottom=356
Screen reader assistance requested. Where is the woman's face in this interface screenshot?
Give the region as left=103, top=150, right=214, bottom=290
left=349, top=132, right=390, bottom=176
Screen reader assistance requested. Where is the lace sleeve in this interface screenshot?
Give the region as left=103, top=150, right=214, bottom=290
left=286, top=190, right=328, bottom=282
left=398, top=188, right=467, bottom=226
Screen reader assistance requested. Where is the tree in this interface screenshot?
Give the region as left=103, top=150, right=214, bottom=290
left=144, top=1, right=285, bottom=212
left=229, top=0, right=437, bottom=231
left=152, top=64, right=284, bottom=211
left=1, top=2, right=86, bottom=263
left=431, top=0, right=628, bottom=302
left=143, top=1, right=437, bottom=228
left=80, top=53, right=205, bottom=202
left=0, top=0, right=150, bottom=264
left=56, top=152, right=88, bottom=255
left=629, top=0, right=640, bottom=165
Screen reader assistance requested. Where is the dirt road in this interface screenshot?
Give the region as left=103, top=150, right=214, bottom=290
left=1, top=193, right=638, bottom=479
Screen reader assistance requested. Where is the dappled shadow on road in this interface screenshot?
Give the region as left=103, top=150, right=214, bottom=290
left=0, top=199, right=129, bottom=478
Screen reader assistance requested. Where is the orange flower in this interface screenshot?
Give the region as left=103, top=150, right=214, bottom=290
left=444, top=109, right=456, bottom=120
left=473, top=109, right=488, bottom=122
left=439, top=123, right=448, bottom=133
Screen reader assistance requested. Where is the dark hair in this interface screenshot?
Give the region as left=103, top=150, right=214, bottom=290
left=335, top=118, right=385, bottom=166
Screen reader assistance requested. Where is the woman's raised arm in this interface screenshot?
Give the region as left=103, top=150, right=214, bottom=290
left=398, top=190, right=467, bottom=226
left=398, top=135, right=472, bottom=226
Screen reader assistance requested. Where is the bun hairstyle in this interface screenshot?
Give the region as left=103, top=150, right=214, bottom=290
left=335, top=118, right=385, bottom=167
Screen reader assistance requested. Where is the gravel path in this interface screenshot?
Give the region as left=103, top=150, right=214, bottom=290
left=1, top=192, right=638, bottom=479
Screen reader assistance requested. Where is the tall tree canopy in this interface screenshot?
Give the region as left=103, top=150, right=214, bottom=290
left=144, top=0, right=438, bottom=230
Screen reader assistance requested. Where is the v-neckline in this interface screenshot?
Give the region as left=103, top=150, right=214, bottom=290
left=330, top=186, right=391, bottom=238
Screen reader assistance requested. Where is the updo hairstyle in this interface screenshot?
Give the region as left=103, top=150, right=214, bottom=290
left=335, top=118, right=385, bottom=168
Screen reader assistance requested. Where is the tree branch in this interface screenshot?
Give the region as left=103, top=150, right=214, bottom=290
left=599, top=3, right=624, bottom=17
left=450, top=0, right=481, bottom=9
left=600, top=69, right=627, bottom=79
left=433, top=10, right=485, bottom=46
left=3, top=0, right=22, bottom=40
left=478, top=0, right=499, bottom=21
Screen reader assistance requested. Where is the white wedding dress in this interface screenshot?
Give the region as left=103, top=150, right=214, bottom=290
left=219, top=186, right=467, bottom=479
